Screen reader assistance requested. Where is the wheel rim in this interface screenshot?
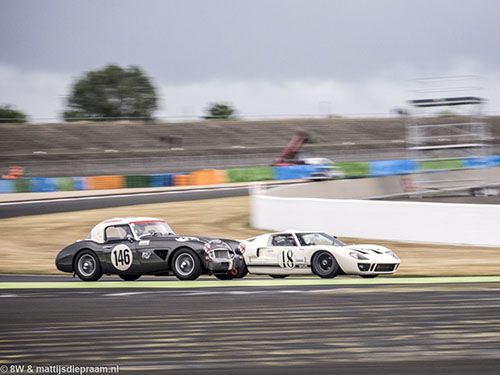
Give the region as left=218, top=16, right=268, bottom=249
left=316, top=253, right=334, bottom=272
left=175, top=253, right=195, bottom=276
left=78, top=254, right=96, bottom=277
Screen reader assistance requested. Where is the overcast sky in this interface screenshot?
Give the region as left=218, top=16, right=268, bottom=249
left=1, top=0, right=500, bottom=121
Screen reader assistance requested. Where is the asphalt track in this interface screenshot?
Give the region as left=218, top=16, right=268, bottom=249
left=0, top=187, right=248, bottom=219
left=1, top=275, right=500, bottom=374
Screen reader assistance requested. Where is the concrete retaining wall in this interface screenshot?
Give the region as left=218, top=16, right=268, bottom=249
left=251, top=191, right=500, bottom=246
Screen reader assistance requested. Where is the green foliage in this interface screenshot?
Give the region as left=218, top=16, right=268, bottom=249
left=63, top=64, right=158, bottom=121
left=0, top=105, right=28, bottom=123
left=204, top=102, right=236, bottom=120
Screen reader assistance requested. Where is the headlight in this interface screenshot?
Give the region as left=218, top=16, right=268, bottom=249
left=349, top=252, right=369, bottom=260
left=237, top=242, right=246, bottom=255
left=203, top=243, right=212, bottom=255
left=386, top=250, right=399, bottom=260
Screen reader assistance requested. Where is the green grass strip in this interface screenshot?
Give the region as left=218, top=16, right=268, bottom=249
left=1, top=276, right=500, bottom=289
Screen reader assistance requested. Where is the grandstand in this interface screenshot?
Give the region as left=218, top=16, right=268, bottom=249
left=1, top=117, right=499, bottom=177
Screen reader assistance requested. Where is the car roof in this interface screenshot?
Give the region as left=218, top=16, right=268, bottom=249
left=251, top=230, right=323, bottom=239
left=88, top=217, right=167, bottom=244
left=101, top=217, right=165, bottom=226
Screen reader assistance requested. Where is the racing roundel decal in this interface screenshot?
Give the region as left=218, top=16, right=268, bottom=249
left=111, top=244, right=133, bottom=271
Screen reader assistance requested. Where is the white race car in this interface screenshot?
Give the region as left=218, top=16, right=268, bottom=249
left=242, top=230, right=400, bottom=278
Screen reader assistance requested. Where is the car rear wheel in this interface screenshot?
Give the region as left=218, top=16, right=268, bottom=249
left=172, top=248, right=202, bottom=280
left=75, top=250, right=102, bottom=281
left=119, top=274, right=141, bottom=281
left=270, top=274, right=288, bottom=279
left=311, top=251, right=339, bottom=278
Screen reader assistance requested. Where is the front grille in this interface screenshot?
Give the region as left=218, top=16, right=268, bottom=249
left=154, top=249, right=169, bottom=260
left=213, top=249, right=231, bottom=259
left=375, top=264, right=396, bottom=272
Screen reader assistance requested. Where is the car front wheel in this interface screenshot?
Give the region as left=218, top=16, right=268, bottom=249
left=234, top=262, right=248, bottom=278
left=311, top=251, right=339, bottom=278
left=172, top=249, right=202, bottom=280
left=75, top=250, right=102, bottom=281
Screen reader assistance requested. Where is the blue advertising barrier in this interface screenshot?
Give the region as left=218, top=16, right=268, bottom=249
left=487, top=155, right=500, bottom=166
left=273, top=165, right=322, bottom=180
left=462, top=157, right=494, bottom=168
left=369, top=160, right=418, bottom=177
left=30, top=177, right=58, bottom=192
left=0, top=179, right=15, bottom=193
left=150, top=173, right=177, bottom=187
left=72, top=177, right=89, bottom=191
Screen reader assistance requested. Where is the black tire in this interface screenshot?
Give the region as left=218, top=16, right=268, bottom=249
left=172, top=248, right=202, bottom=280
left=234, top=262, right=248, bottom=278
left=270, top=274, right=288, bottom=279
left=360, top=275, right=378, bottom=279
left=311, top=251, right=339, bottom=278
left=119, top=274, right=141, bottom=281
left=215, top=273, right=234, bottom=280
left=74, top=250, right=102, bottom=281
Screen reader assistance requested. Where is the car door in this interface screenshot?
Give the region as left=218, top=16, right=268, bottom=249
left=269, top=233, right=300, bottom=272
left=135, top=238, right=171, bottom=274
left=102, top=225, right=142, bottom=274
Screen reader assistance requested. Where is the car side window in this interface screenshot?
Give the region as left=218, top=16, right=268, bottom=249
left=270, top=234, right=297, bottom=247
left=296, top=234, right=308, bottom=246
left=105, top=225, right=132, bottom=242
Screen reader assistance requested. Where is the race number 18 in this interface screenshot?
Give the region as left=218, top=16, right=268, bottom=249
left=280, top=249, right=296, bottom=269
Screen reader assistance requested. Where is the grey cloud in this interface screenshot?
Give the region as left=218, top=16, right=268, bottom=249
left=1, top=0, right=500, bottom=85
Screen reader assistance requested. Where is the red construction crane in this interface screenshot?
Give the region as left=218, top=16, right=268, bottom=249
left=273, top=131, right=309, bottom=166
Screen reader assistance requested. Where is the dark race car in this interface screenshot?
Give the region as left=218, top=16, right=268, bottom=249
left=56, top=217, right=247, bottom=281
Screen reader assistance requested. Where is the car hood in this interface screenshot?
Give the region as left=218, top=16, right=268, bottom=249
left=144, top=235, right=235, bottom=247
left=344, top=244, right=391, bottom=254
left=342, top=244, right=399, bottom=261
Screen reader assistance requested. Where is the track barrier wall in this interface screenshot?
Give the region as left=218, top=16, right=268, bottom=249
left=419, top=159, right=464, bottom=171
left=0, top=179, right=14, bottom=193
left=88, top=175, right=125, bottom=190
left=369, top=160, right=418, bottom=177
left=250, top=191, right=500, bottom=246
left=273, top=165, right=320, bottom=180
left=3, top=156, right=500, bottom=193
left=173, top=174, right=190, bottom=186
left=125, top=175, right=151, bottom=189
left=227, top=167, right=273, bottom=183
left=336, top=162, right=370, bottom=178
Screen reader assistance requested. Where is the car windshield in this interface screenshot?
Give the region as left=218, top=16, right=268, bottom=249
left=296, top=232, right=346, bottom=247
left=131, top=221, right=174, bottom=238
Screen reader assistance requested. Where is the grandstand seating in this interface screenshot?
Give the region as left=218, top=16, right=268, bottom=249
left=0, top=118, right=408, bottom=155
left=1, top=117, right=499, bottom=177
